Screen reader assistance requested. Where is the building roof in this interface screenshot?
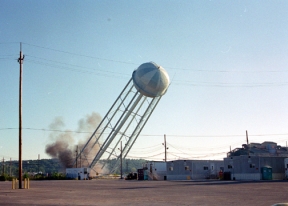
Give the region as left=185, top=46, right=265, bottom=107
left=227, top=141, right=288, bottom=157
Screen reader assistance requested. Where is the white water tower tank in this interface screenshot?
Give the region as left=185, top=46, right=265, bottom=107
left=132, top=62, right=170, bottom=97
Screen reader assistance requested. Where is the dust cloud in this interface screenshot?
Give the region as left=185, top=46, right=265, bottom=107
left=45, top=112, right=104, bottom=172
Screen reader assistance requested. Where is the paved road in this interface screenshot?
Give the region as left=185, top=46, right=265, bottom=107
left=0, top=179, right=288, bottom=205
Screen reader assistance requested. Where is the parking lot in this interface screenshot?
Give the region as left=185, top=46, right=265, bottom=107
left=0, top=179, right=288, bottom=205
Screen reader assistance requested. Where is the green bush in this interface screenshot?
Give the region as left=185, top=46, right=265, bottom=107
left=32, top=172, right=68, bottom=180
left=0, top=174, right=9, bottom=181
left=50, top=172, right=66, bottom=180
left=23, top=172, right=29, bottom=179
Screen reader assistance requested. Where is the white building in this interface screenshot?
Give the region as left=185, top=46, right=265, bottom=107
left=66, top=167, right=91, bottom=180
left=146, top=160, right=224, bottom=181
left=166, top=160, right=224, bottom=180
left=146, top=161, right=167, bottom=180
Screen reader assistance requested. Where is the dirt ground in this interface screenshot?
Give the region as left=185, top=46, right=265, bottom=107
left=0, top=179, right=288, bottom=206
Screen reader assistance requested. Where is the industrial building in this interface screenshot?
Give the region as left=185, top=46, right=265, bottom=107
left=146, top=160, right=224, bottom=181
left=227, top=141, right=288, bottom=157
left=66, top=167, right=91, bottom=180
left=224, top=141, right=288, bottom=180
left=166, top=160, right=224, bottom=180
left=285, top=158, right=288, bottom=179
left=146, top=161, right=167, bottom=180
left=143, top=141, right=288, bottom=181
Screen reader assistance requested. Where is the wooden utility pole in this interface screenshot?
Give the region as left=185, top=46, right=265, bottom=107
left=75, top=145, right=78, bottom=168
left=246, top=130, right=250, bottom=156
left=80, top=150, right=82, bottom=168
left=120, top=141, right=123, bottom=179
left=164, top=135, right=168, bottom=162
left=38, top=154, right=40, bottom=174
left=18, top=42, right=24, bottom=189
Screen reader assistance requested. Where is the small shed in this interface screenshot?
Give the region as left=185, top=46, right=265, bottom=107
left=66, top=167, right=91, bottom=180
left=146, top=161, right=167, bottom=180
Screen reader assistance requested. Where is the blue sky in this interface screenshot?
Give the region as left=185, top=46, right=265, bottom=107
left=1, top=1, right=288, bottom=161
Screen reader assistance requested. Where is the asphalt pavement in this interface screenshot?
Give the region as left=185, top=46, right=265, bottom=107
left=0, top=179, right=288, bottom=205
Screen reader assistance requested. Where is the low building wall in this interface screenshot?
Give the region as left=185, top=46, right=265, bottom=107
left=233, top=173, right=261, bottom=180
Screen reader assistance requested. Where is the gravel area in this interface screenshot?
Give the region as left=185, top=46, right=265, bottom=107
left=0, top=179, right=288, bottom=206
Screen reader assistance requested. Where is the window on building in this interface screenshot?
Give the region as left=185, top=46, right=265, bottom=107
left=228, top=165, right=233, bottom=169
left=250, top=164, right=255, bottom=168
left=185, top=166, right=189, bottom=170
left=203, top=166, right=208, bottom=170
left=169, top=167, right=173, bottom=171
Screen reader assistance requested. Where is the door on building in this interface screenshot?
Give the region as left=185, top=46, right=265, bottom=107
left=261, top=166, right=272, bottom=180
left=209, top=163, right=216, bottom=178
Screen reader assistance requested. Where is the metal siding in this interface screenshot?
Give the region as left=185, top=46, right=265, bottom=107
left=285, top=158, right=288, bottom=179
left=224, top=156, right=286, bottom=180
left=166, top=160, right=223, bottom=180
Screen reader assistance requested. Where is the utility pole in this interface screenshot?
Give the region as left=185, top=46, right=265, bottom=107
left=80, top=150, right=82, bottom=168
left=18, top=42, right=24, bottom=189
left=120, top=141, right=123, bottom=179
left=163, top=134, right=168, bottom=162
left=246, top=130, right=250, bottom=156
left=38, top=154, right=40, bottom=174
left=164, top=134, right=167, bottom=162
left=75, top=145, right=78, bottom=168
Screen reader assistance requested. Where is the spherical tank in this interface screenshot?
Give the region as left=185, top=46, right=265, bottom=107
left=132, top=62, right=170, bottom=98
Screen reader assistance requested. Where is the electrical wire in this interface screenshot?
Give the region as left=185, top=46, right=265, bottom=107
left=166, top=140, right=245, bottom=151
left=25, top=59, right=129, bottom=79
left=25, top=54, right=130, bottom=77
left=22, top=42, right=140, bottom=66
left=14, top=42, right=288, bottom=74
left=2, top=52, right=288, bottom=87
left=18, top=42, right=288, bottom=73
left=1, top=127, right=288, bottom=139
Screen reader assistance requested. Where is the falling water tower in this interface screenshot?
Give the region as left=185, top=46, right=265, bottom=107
left=75, top=62, right=170, bottom=174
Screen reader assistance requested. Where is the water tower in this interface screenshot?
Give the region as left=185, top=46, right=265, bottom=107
left=75, top=62, right=170, bottom=174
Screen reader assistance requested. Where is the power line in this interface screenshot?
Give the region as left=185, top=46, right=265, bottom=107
left=25, top=54, right=130, bottom=76
left=0, top=54, right=17, bottom=57
left=0, top=42, right=19, bottom=45
left=1, top=127, right=288, bottom=138
left=2, top=45, right=288, bottom=87
left=25, top=59, right=129, bottom=79
left=18, top=42, right=288, bottom=74
left=171, top=80, right=288, bottom=88
left=22, top=42, right=140, bottom=66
